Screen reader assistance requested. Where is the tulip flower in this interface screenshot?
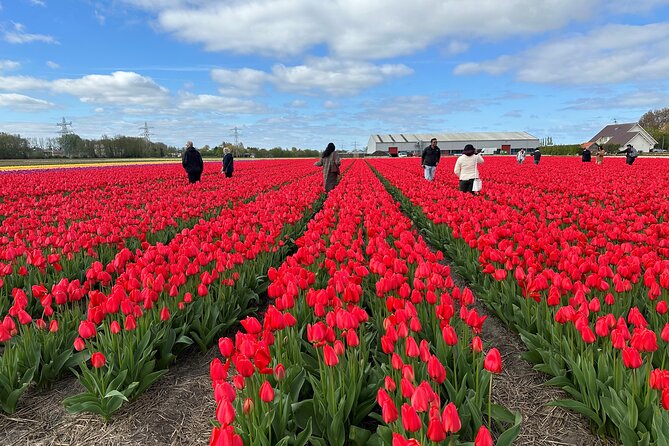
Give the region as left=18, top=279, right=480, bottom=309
left=400, top=403, right=422, bottom=432
left=73, top=337, right=86, bottom=351
left=427, top=415, right=447, bottom=442
left=91, top=352, right=106, bottom=368
left=484, top=348, right=502, bottom=374
left=622, top=347, right=643, bottom=369
left=259, top=380, right=275, bottom=403
left=474, top=425, right=493, bottom=446
left=442, top=402, right=461, bottom=433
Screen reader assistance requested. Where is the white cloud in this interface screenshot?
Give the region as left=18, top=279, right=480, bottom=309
left=0, top=75, right=51, bottom=90
left=4, top=22, right=58, bottom=44
left=28, top=0, right=46, bottom=6
left=0, top=60, right=20, bottom=71
left=46, top=60, right=60, bottom=69
left=0, top=93, right=54, bottom=111
left=51, top=71, right=171, bottom=106
left=177, top=93, right=263, bottom=113
left=211, top=68, right=268, bottom=96
left=323, top=100, right=337, bottom=109
left=270, top=58, right=412, bottom=95
left=454, top=22, right=669, bottom=85
left=565, top=89, right=669, bottom=110
left=120, top=0, right=604, bottom=59
left=289, top=99, right=306, bottom=108
left=210, top=58, right=412, bottom=96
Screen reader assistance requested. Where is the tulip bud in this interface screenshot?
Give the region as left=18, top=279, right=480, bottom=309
left=91, top=352, right=106, bottom=368
left=259, top=380, right=275, bottom=403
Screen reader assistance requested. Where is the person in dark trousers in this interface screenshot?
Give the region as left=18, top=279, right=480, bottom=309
left=421, top=138, right=441, bottom=181
left=625, top=144, right=638, bottom=165
left=314, top=142, right=341, bottom=192
left=182, top=141, right=203, bottom=183
left=221, top=147, right=234, bottom=178
left=533, top=148, right=542, bottom=164
left=581, top=147, right=592, bottom=162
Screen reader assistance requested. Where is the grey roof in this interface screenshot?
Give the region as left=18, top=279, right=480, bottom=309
left=372, top=131, right=539, bottom=144
left=589, top=123, right=638, bottom=145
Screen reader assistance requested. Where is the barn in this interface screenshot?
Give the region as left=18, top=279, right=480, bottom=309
left=588, top=123, right=658, bottom=152
left=366, top=131, right=540, bottom=156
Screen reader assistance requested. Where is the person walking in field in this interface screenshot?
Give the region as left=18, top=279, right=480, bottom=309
left=625, top=144, right=638, bottom=165
left=454, top=144, right=484, bottom=194
left=314, top=142, right=341, bottom=193
left=182, top=141, right=203, bottom=183
left=596, top=146, right=605, bottom=165
left=533, top=148, right=542, bottom=165
left=421, top=138, right=441, bottom=181
left=221, top=147, right=234, bottom=178
left=581, top=147, right=592, bottom=162
left=516, top=149, right=526, bottom=164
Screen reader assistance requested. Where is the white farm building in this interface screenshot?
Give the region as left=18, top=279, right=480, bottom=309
left=367, top=131, right=540, bottom=156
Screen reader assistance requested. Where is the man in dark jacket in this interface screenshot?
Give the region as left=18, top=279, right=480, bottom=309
left=182, top=141, right=203, bottom=183
left=533, top=148, right=541, bottom=164
left=581, top=148, right=592, bottom=162
left=421, top=138, right=441, bottom=181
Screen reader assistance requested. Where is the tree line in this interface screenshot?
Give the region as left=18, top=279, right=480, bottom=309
left=0, top=133, right=324, bottom=159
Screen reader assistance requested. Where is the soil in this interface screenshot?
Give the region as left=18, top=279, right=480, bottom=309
left=0, top=346, right=216, bottom=446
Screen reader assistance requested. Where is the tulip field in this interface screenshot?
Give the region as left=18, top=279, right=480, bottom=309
left=1, top=156, right=669, bottom=445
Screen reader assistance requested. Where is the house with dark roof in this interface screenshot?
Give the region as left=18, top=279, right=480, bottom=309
left=589, top=123, right=657, bottom=152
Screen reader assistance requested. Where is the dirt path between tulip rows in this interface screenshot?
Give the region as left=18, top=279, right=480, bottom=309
left=447, top=268, right=615, bottom=446
left=0, top=345, right=216, bottom=446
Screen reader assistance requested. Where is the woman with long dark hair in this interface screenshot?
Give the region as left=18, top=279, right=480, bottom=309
left=314, top=142, right=341, bottom=192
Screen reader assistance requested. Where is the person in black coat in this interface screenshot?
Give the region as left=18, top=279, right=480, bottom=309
left=221, top=147, right=234, bottom=178
left=533, top=148, right=542, bottom=164
left=182, top=141, right=203, bottom=183
left=421, top=138, right=441, bottom=181
left=581, top=147, right=592, bottom=162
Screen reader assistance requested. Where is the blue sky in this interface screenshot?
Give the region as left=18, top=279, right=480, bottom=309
left=1, top=0, right=669, bottom=151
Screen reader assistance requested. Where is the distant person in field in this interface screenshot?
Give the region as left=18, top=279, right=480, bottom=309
left=533, top=148, right=542, bottom=165
left=221, top=147, right=234, bottom=178
left=581, top=147, right=592, bottom=162
left=314, top=142, right=341, bottom=193
left=596, top=146, right=605, bottom=165
left=182, top=141, right=204, bottom=183
left=421, top=138, right=441, bottom=181
left=516, top=148, right=526, bottom=164
left=625, top=144, right=638, bottom=165
left=453, top=144, right=484, bottom=194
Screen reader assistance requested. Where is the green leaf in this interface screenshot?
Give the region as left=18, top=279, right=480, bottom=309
left=495, top=409, right=522, bottom=446
left=104, top=390, right=128, bottom=401
left=547, top=399, right=603, bottom=427
left=349, top=426, right=372, bottom=446
left=294, top=418, right=312, bottom=446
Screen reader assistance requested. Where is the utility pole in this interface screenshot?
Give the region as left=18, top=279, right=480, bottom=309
left=230, top=126, right=241, bottom=156
left=139, top=122, right=153, bottom=141
left=56, top=117, right=73, bottom=155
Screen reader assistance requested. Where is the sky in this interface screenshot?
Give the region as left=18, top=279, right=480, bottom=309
left=1, top=0, right=669, bottom=151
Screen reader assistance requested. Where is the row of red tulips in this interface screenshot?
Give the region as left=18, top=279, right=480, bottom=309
left=0, top=160, right=325, bottom=415
left=369, top=157, right=669, bottom=444
left=210, top=161, right=520, bottom=446
left=0, top=160, right=318, bottom=321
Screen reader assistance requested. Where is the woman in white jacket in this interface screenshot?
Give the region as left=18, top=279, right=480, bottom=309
left=453, top=144, right=484, bottom=193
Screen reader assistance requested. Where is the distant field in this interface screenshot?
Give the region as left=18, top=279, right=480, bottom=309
left=0, top=158, right=181, bottom=170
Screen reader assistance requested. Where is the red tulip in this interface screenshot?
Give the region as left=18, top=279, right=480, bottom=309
left=381, top=399, right=399, bottom=423
left=48, top=320, right=59, bottom=333
left=472, top=336, right=483, bottom=353
left=442, top=402, right=461, bottom=433
left=622, top=347, right=643, bottom=369
left=484, top=348, right=502, bottom=374
left=474, top=425, right=493, bottom=446
left=427, top=355, right=446, bottom=384
left=259, top=380, right=274, bottom=403
left=91, top=352, right=106, bottom=368
left=400, top=403, right=422, bottom=432
left=323, top=344, right=339, bottom=366
left=73, top=337, right=85, bottom=351
left=216, top=398, right=235, bottom=425
left=160, top=306, right=170, bottom=321
left=427, top=415, right=447, bottom=442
